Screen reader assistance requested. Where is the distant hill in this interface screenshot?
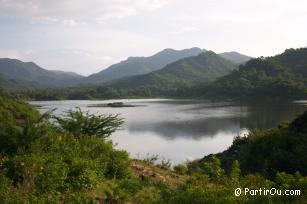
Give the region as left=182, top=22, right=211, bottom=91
left=50, top=70, right=84, bottom=78
left=193, top=47, right=307, bottom=100
left=0, top=74, right=38, bottom=91
left=219, top=51, right=251, bottom=64
left=0, top=58, right=84, bottom=90
left=82, top=47, right=204, bottom=84
left=108, top=51, right=238, bottom=94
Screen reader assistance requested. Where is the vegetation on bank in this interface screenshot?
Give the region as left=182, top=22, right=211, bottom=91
left=190, top=111, right=307, bottom=178
left=0, top=90, right=307, bottom=203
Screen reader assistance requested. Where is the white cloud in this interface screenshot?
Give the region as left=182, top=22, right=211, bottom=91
left=182, top=26, right=198, bottom=32
left=0, top=0, right=169, bottom=23
left=168, top=26, right=198, bottom=35
left=0, top=50, right=21, bottom=59
left=38, top=16, right=59, bottom=24
left=134, top=0, right=169, bottom=10
left=62, top=19, right=84, bottom=27
left=96, top=5, right=137, bottom=21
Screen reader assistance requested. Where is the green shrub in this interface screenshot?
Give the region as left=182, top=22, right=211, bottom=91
left=54, top=108, right=123, bottom=139
left=63, top=192, right=98, bottom=204
left=173, top=164, right=188, bottom=175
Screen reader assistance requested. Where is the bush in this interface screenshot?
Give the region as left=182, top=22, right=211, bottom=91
left=54, top=108, right=123, bottom=139
left=173, top=164, right=188, bottom=175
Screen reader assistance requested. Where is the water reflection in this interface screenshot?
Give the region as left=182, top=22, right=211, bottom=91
left=127, top=117, right=242, bottom=140
left=240, top=103, right=307, bottom=129
left=30, top=99, right=307, bottom=164
left=124, top=101, right=307, bottom=140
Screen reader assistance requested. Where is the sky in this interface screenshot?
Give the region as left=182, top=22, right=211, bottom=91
left=0, top=0, right=306, bottom=76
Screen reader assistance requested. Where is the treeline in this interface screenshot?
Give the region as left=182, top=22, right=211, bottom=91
left=19, top=85, right=131, bottom=100
left=17, top=83, right=193, bottom=100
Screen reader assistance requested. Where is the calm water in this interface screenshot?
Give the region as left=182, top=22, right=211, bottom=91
left=30, top=99, right=307, bottom=164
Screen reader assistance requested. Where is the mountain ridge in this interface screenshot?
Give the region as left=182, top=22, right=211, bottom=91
left=0, top=48, right=252, bottom=91
left=219, top=51, right=251, bottom=64
left=82, top=47, right=205, bottom=84
left=107, top=51, right=238, bottom=93
left=0, top=58, right=84, bottom=90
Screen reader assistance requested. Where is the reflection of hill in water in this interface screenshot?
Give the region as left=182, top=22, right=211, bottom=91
left=126, top=102, right=307, bottom=140
left=127, top=117, right=242, bottom=140
left=241, top=103, right=307, bottom=130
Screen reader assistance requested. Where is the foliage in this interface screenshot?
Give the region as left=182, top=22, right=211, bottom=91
left=173, top=164, right=188, bottom=175
left=203, top=156, right=225, bottom=181
left=54, top=108, right=123, bottom=139
left=0, top=92, right=131, bottom=202
left=0, top=94, right=40, bottom=154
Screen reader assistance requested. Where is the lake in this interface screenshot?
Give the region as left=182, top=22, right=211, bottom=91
left=30, top=99, right=307, bottom=164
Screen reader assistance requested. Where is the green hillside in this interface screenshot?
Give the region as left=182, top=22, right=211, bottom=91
left=0, top=74, right=38, bottom=91
left=0, top=58, right=84, bottom=89
left=191, top=48, right=307, bottom=100
left=83, top=47, right=204, bottom=84
left=108, top=51, right=237, bottom=94
left=219, top=51, right=251, bottom=64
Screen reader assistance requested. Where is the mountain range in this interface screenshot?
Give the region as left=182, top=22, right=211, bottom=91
left=107, top=51, right=238, bottom=92
left=82, top=47, right=205, bottom=84
left=0, top=48, right=251, bottom=91
left=83, top=48, right=251, bottom=84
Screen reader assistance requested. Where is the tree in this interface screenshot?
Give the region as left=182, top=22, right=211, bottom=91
left=54, top=108, right=123, bottom=139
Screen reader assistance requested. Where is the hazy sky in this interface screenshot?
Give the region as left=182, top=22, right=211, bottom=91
left=0, top=0, right=306, bottom=75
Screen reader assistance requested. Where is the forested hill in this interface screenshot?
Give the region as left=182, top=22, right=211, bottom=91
left=190, top=47, right=307, bottom=100
left=219, top=51, right=251, bottom=64
left=108, top=51, right=238, bottom=92
left=0, top=74, right=37, bottom=91
left=0, top=58, right=84, bottom=90
left=274, top=47, right=307, bottom=77
left=82, top=47, right=204, bottom=84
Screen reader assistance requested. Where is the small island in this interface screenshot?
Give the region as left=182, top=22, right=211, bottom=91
left=88, top=102, right=141, bottom=108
